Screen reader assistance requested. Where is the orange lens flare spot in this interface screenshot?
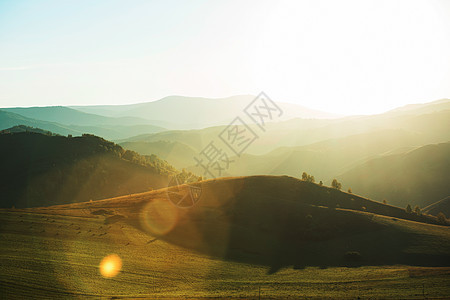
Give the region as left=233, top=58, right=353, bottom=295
left=99, top=254, right=122, bottom=278
left=140, top=198, right=179, bottom=235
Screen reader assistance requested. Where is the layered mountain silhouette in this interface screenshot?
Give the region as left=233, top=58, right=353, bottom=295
left=1, top=97, right=448, bottom=210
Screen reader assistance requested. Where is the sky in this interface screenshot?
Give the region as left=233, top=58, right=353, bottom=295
left=0, top=0, right=449, bottom=115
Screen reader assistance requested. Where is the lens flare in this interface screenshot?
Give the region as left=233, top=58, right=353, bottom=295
left=99, top=254, right=122, bottom=278
left=140, top=199, right=179, bottom=235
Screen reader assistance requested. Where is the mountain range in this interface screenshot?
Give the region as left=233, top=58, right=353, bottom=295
left=0, top=96, right=448, bottom=212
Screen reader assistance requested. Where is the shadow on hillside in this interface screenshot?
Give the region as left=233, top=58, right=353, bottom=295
left=126, top=176, right=450, bottom=274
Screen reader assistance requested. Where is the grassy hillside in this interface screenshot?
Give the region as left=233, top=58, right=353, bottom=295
left=337, top=142, right=450, bottom=208
left=38, top=176, right=449, bottom=267
left=0, top=131, right=194, bottom=208
left=1, top=175, right=448, bottom=298
left=424, top=197, right=450, bottom=218
left=2, top=209, right=449, bottom=299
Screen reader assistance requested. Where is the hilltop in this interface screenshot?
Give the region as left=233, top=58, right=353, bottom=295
left=0, top=125, right=59, bottom=135
left=0, top=130, right=194, bottom=208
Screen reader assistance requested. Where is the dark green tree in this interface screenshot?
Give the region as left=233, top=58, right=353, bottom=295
left=331, top=179, right=342, bottom=190
left=301, top=172, right=315, bottom=183
left=437, top=212, right=447, bottom=224
left=302, top=172, right=308, bottom=181
left=406, top=204, right=412, bottom=213
left=414, top=206, right=421, bottom=215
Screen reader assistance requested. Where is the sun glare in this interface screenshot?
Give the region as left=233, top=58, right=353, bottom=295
left=140, top=198, right=179, bottom=235
left=99, top=254, right=122, bottom=278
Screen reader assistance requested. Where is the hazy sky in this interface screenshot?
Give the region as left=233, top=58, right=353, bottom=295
left=1, top=0, right=449, bottom=115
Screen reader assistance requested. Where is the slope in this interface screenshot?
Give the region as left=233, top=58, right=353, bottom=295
left=224, top=129, right=428, bottom=180
left=1, top=208, right=449, bottom=298
left=423, top=197, right=450, bottom=218
left=119, top=140, right=198, bottom=169
left=0, top=131, right=191, bottom=208
left=337, top=142, right=450, bottom=208
left=37, top=175, right=449, bottom=271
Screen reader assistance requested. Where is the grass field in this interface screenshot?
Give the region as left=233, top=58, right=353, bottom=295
left=1, top=176, right=449, bottom=298
left=1, top=210, right=450, bottom=299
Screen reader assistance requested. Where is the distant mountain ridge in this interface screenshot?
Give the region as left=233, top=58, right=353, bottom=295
left=71, top=95, right=341, bottom=129
left=2, top=106, right=161, bottom=126
left=337, top=142, right=450, bottom=208
left=0, top=109, right=165, bottom=140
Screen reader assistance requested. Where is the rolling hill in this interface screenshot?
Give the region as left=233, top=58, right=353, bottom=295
left=34, top=175, right=449, bottom=269
left=337, top=142, right=450, bottom=208
left=0, top=130, right=193, bottom=208
left=1, top=175, right=449, bottom=298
